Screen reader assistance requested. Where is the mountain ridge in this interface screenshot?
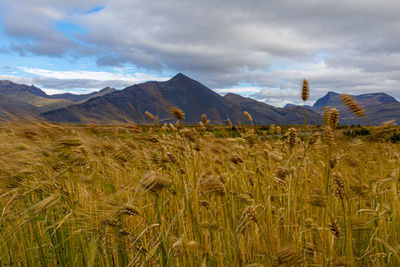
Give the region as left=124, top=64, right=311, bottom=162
left=0, top=80, right=116, bottom=112
left=1, top=75, right=399, bottom=125
left=41, top=73, right=323, bottom=125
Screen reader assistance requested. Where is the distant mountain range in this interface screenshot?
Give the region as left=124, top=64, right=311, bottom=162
left=311, top=91, right=400, bottom=125
left=40, top=73, right=321, bottom=125
left=0, top=80, right=115, bottom=113
left=0, top=74, right=399, bottom=125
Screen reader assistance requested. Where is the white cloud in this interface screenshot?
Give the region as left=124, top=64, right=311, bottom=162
left=18, top=67, right=169, bottom=83
left=214, top=86, right=262, bottom=95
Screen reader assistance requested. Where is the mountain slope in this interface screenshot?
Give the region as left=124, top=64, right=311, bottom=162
left=0, top=80, right=116, bottom=112
left=0, top=95, right=42, bottom=122
left=224, top=93, right=322, bottom=125
left=41, top=73, right=322, bottom=125
left=41, top=73, right=236, bottom=124
left=48, top=87, right=116, bottom=102
left=312, top=91, right=400, bottom=125
left=0, top=80, right=74, bottom=112
left=313, top=91, right=398, bottom=110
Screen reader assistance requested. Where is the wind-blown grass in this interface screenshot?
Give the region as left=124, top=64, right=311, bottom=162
left=0, top=122, right=399, bottom=266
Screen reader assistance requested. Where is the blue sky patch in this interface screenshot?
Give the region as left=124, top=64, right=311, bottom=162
left=85, top=6, right=105, bottom=14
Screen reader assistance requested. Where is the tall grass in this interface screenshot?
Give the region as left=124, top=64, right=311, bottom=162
left=0, top=122, right=399, bottom=266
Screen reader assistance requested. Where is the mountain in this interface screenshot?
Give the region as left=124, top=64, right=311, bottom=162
left=313, top=91, right=398, bottom=110
left=0, top=95, right=42, bottom=122
left=41, top=73, right=322, bottom=125
left=312, top=91, right=400, bottom=125
left=283, top=103, right=313, bottom=109
left=0, top=80, right=74, bottom=112
left=224, top=93, right=322, bottom=125
left=4, top=75, right=398, bottom=125
left=0, top=80, right=116, bottom=112
left=41, top=73, right=237, bottom=124
left=48, top=87, right=116, bottom=102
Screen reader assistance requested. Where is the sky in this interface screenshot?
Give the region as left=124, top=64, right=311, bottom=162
left=0, top=0, right=400, bottom=107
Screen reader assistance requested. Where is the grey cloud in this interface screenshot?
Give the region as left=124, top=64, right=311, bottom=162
left=1, top=0, right=400, bottom=105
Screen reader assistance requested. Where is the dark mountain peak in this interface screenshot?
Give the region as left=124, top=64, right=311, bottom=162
left=313, top=91, right=340, bottom=108
left=171, top=72, right=187, bottom=79
left=169, top=73, right=195, bottom=83
left=326, top=91, right=339, bottom=96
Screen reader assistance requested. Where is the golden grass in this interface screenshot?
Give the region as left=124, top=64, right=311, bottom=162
left=0, top=122, right=399, bottom=266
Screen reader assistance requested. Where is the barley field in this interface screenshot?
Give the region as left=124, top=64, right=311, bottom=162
left=0, top=117, right=399, bottom=266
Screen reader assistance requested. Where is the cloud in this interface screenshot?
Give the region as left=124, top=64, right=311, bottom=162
left=0, top=68, right=170, bottom=94
left=215, top=86, right=262, bottom=95
left=0, top=0, right=400, bottom=104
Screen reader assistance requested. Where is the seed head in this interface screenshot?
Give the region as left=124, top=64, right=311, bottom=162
left=276, top=247, right=303, bottom=265
left=330, top=108, right=339, bottom=128
left=324, top=126, right=334, bottom=146
left=145, top=111, right=154, bottom=121
left=244, top=111, right=253, bottom=124
left=333, top=172, right=345, bottom=200
left=199, top=174, right=226, bottom=196
left=340, top=94, right=365, bottom=116
left=308, top=132, right=320, bottom=145
left=121, top=205, right=140, bottom=216
left=201, top=114, right=208, bottom=126
left=227, top=118, right=232, bottom=128
left=170, top=107, right=185, bottom=120
left=302, top=79, right=310, bottom=101
left=287, top=128, right=298, bottom=148
left=243, top=129, right=258, bottom=146
left=274, top=166, right=290, bottom=180
left=323, top=106, right=331, bottom=126
left=139, top=171, right=171, bottom=194
left=229, top=154, right=243, bottom=164
left=328, top=219, right=341, bottom=239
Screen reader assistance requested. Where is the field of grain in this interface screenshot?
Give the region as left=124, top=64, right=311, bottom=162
left=0, top=120, right=399, bottom=266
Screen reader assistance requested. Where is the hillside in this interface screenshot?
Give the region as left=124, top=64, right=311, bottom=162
left=41, top=73, right=323, bottom=125
left=0, top=80, right=116, bottom=112
left=224, top=93, right=322, bottom=125
left=0, top=95, right=42, bottom=122
left=312, top=91, right=400, bottom=125
left=41, top=73, right=236, bottom=124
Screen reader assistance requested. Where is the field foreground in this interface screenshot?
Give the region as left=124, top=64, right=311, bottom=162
left=0, top=123, right=400, bottom=266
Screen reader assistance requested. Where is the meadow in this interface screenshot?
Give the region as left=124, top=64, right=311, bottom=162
left=0, top=115, right=399, bottom=266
